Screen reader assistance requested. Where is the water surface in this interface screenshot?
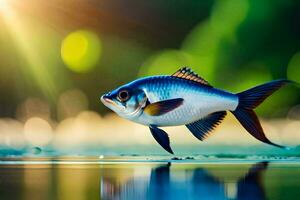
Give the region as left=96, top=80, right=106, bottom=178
left=0, top=157, right=299, bottom=200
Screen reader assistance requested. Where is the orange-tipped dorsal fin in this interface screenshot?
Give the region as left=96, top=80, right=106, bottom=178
left=171, top=67, right=212, bottom=87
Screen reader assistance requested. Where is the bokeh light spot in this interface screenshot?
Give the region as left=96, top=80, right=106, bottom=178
left=287, top=52, right=300, bottom=83
left=0, top=119, right=25, bottom=149
left=138, top=50, right=193, bottom=77
left=0, top=0, right=8, bottom=11
left=57, top=89, right=89, bottom=120
left=210, top=0, right=249, bottom=38
left=61, top=30, right=102, bottom=73
left=16, top=97, right=51, bottom=122
left=24, top=117, right=53, bottom=146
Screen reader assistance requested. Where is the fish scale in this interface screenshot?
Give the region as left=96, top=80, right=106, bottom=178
left=132, top=76, right=238, bottom=126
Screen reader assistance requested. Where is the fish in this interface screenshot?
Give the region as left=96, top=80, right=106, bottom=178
left=101, top=67, right=293, bottom=154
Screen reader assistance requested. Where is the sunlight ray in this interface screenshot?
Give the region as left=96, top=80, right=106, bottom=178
left=0, top=1, right=58, bottom=101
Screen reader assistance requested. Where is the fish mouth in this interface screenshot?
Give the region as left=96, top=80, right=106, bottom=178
left=101, top=95, right=117, bottom=107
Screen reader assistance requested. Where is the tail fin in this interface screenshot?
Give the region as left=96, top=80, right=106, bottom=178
left=231, top=79, right=292, bottom=149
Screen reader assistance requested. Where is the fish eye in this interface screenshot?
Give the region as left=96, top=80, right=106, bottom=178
left=117, top=89, right=130, bottom=102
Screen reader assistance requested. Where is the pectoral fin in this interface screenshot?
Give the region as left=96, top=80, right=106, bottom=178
left=149, top=126, right=174, bottom=154
left=186, top=111, right=227, bottom=141
left=144, top=98, right=184, bottom=116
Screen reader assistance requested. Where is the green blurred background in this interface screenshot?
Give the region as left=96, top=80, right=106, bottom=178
left=0, top=0, right=299, bottom=155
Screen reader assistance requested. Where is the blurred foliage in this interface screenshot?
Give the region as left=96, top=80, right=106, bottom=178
left=0, top=0, right=299, bottom=119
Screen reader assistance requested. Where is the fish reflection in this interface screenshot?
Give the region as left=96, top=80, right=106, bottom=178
left=100, top=162, right=268, bottom=200
left=237, top=162, right=268, bottom=200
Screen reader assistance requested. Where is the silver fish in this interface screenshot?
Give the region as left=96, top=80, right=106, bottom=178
left=101, top=67, right=291, bottom=154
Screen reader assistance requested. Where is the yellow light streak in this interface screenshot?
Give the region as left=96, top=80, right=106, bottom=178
left=0, top=1, right=58, bottom=101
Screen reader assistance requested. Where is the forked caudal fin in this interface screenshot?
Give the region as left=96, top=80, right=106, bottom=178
left=231, top=79, right=294, bottom=149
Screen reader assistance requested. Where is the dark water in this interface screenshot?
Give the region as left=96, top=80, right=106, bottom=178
left=0, top=158, right=299, bottom=200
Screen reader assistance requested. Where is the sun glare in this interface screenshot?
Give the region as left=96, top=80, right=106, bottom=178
left=0, top=0, right=8, bottom=11
left=0, top=0, right=59, bottom=101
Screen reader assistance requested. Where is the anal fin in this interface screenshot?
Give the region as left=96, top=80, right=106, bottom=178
left=149, top=126, right=174, bottom=154
left=186, top=111, right=227, bottom=141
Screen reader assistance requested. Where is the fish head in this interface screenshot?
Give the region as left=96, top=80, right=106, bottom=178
left=101, top=86, right=147, bottom=118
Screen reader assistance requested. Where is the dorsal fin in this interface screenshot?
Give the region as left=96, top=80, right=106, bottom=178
left=171, top=67, right=212, bottom=87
